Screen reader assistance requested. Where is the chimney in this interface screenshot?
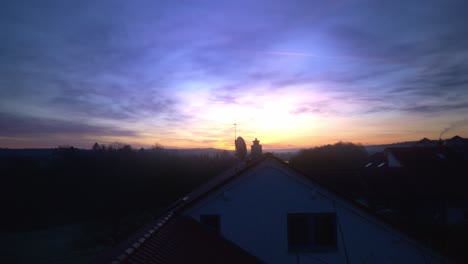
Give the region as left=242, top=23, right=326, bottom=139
left=251, top=138, right=263, bottom=159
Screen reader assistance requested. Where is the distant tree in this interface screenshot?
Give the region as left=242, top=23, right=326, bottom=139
left=109, top=142, right=126, bottom=150
left=92, top=142, right=100, bottom=151
left=58, top=145, right=74, bottom=149
left=106, top=142, right=134, bottom=152
left=119, top=144, right=133, bottom=153
left=290, top=142, right=368, bottom=171
left=54, top=145, right=78, bottom=159
left=152, top=142, right=164, bottom=150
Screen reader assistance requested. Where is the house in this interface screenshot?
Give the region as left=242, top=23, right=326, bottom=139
left=446, top=136, right=468, bottom=146
left=414, top=137, right=438, bottom=147
left=384, top=146, right=462, bottom=168
left=445, top=136, right=468, bottom=160
left=94, top=154, right=449, bottom=263
left=306, top=160, right=468, bottom=262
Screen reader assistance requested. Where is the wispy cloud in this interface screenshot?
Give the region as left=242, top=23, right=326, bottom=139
left=0, top=112, right=137, bottom=137
left=402, top=102, right=468, bottom=114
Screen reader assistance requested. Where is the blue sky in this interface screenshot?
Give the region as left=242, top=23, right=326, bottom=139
left=1, top=0, right=468, bottom=149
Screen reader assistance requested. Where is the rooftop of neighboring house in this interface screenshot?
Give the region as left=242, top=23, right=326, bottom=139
left=384, top=145, right=463, bottom=167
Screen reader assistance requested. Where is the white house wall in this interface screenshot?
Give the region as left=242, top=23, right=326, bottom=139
left=387, top=153, right=402, bottom=167
left=182, top=159, right=444, bottom=264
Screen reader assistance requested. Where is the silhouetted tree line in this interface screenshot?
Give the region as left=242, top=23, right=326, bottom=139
left=290, top=142, right=368, bottom=171
left=1, top=143, right=235, bottom=236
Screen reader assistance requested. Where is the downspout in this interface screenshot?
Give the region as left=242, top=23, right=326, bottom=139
left=333, top=200, right=350, bottom=264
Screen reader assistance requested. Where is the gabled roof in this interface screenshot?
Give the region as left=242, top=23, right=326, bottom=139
left=449, top=135, right=464, bottom=142
left=94, top=153, right=448, bottom=263
left=418, top=137, right=433, bottom=144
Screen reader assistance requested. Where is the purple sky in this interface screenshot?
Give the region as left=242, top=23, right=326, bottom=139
left=1, top=0, right=468, bottom=149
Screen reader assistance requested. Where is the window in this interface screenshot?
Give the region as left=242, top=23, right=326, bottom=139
left=287, top=213, right=337, bottom=252
left=200, top=214, right=220, bottom=233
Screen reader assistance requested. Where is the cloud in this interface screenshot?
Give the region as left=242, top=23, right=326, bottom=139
left=211, top=94, right=238, bottom=105
left=404, top=60, right=468, bottom=95
left=402, top=102, right=468, bottom=114
left=291, top=106, right=325, bottom=115
left=0, top=112, right=137, bottom=137
left=42, top=76, right=183, bottom=122
left=358, top=101, right=468, bottom=116
left=1, top=0, right=468, bottom=147
left=322, top=0, right=468, bottom=99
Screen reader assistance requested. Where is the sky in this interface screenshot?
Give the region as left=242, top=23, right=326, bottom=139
left=1, top=0, right=468, bottom=149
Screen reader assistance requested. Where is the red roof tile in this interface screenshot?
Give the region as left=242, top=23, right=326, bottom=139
left=92, top=214, right=262, bottom=264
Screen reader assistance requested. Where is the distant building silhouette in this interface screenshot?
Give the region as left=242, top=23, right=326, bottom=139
left=250, top=138, right=262, bottom=159
left=384, top=146, right=461, bottom=168
left=414, top=137, right=436, bottom=147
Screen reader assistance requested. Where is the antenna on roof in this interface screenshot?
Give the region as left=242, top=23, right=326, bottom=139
left=233, top=123, right=247, bottom=163
left=234, top=123, right=237, bottom=162
left=234, top=123, right=237, bottom=144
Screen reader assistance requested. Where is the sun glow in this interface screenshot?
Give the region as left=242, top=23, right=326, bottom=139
left=171, top=85, right=330, bottom=149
